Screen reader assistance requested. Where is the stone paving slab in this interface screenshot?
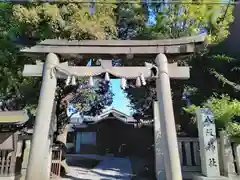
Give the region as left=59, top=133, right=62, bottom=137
left=62, top=157, right=132, bottom=180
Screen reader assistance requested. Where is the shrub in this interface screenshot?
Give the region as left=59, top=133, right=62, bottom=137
left=184, top=94, right=240, bottom=138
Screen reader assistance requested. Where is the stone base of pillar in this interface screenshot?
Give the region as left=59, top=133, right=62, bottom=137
left=0, top=176, right=16, bottom=180
left=193, top=176, right=228, bottom=180
left=227, top=174, right=240, bottom=180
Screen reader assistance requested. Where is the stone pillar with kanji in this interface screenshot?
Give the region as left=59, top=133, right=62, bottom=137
left=196, top=108, right=220, bottom=177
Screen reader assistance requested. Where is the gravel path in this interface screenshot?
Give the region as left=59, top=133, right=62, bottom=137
left=62, top=156, right=132, bottom=180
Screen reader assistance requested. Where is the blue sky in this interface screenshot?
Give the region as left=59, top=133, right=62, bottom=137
left=107, top=79, right=131, bottom=115
left=89, top=60, right=132, bottom=115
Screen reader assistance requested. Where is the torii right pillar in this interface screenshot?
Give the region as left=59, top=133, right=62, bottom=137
left=155, top=53, right=187, bottom=180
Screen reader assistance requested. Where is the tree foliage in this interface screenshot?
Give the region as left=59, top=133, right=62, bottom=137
left=116, top=1, right=148, bottom=39
left=0, top=2, right=114, bottom=133
left=139, top=1, right=233, bottom=42
left=12, top=2, right=116, bottom=40
left=125, top=2, right=235, bottom=132
left=183, top=94, right=240, bottom=137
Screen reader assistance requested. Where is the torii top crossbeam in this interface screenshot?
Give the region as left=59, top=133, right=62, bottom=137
left=21, top=34, right=206, bottom=60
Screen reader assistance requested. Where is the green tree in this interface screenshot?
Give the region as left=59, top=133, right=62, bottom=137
left=125, top=1, right=234, bottom=133
left=116, top=0, right=148, bottom=39
left=183, top=94, right=240, bottom=138
left=0, top=2, right=115, bottom=144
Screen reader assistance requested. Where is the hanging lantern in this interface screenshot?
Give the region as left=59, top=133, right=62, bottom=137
left=135, top=77, right=141, bottom=87
left=105, top=72, right=110, bottom=82
left=140, top=74, right=146, bottom=86
left=120, top=78, right=127, bottom=90
left=71, top=76, right=77, bottom=85
left=89, top=76, right=94, bottom=87
left=65, top=76, right=71, bottom=86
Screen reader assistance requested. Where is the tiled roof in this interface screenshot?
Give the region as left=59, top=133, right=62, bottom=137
left=70, top=108, right=154, bottom=127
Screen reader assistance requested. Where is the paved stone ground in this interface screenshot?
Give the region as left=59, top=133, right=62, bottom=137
left=62, top=156, right=132, bottom=180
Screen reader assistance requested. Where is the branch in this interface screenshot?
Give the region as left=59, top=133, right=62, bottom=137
left=209, top=68, right=240, bottom=91
left=68, top=111, right=79, bottom=119
left=231, top=66, right=240, bottom=71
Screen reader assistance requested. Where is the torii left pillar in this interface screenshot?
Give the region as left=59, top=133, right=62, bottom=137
left=25, top=53, right=59, bottom=180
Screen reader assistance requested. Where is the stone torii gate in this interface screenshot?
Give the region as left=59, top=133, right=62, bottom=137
left=21, top=34, right=206, bottom=180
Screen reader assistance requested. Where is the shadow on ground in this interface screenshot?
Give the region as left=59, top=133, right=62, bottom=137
left=129, top=156, right=156, bottom=180
left=66, top=158, right=100, bottom=168
left=63, top=175, right=91, bottom=180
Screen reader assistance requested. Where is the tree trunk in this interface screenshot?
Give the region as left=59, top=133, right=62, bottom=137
left=56, top=124, right=70, bottom=175
left=56, top=124, right=69, bottom=144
